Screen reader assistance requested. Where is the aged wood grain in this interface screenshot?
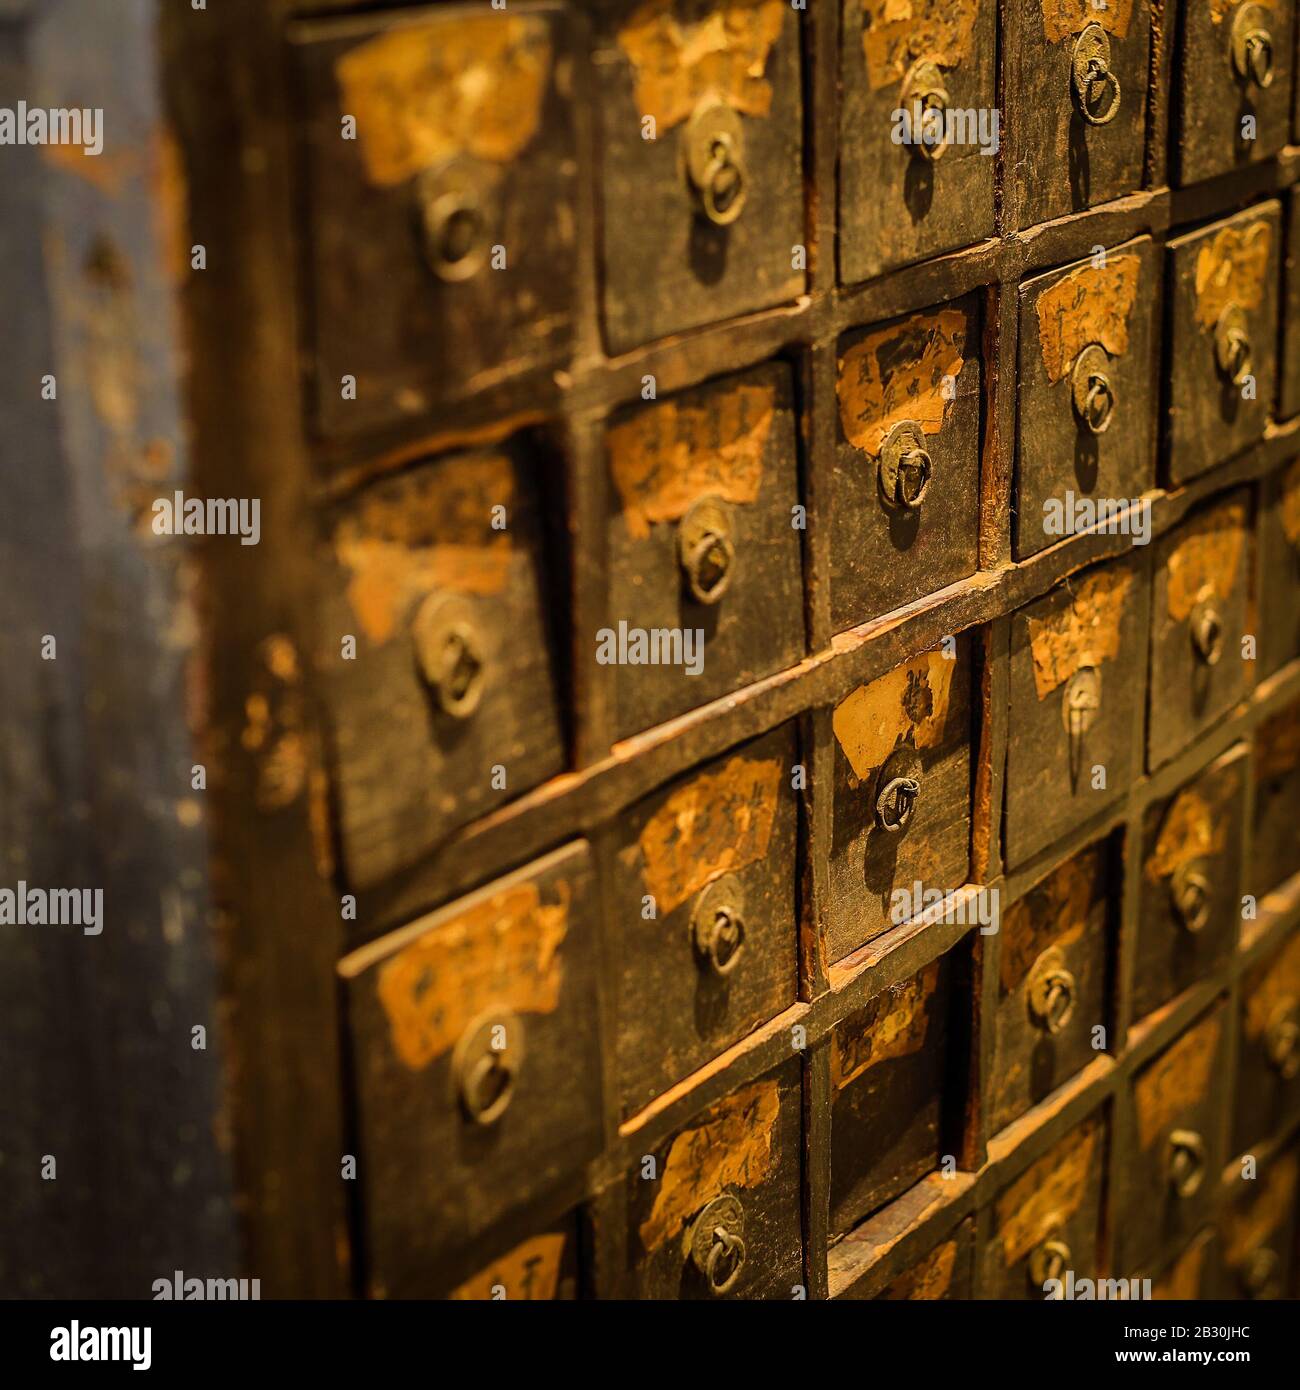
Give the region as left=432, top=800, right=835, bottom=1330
left=1035, top=255, right=1141, bottom=383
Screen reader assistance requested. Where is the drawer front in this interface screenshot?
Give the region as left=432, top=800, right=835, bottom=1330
left=448, top=1218, right=580, bottom=1300
left=837, top=0, right=996, bottom=284
left=592, top=0, right=805, bottom=352
left=625, top=1060, right=803, bottom=1298
left=1148, top=491, right=1253, bottom=771
left=604, top=361, right=805, bottom=740
left=829, top=950, right=959, bottom=1235
left=831, top=299, right=982, bottom=632
left=875, top=1218, right=976, bottom=1300
left=612, top=724, right=799, bottom=1116
left=323, top=442, right=565, bottom=889
left=1282, top=193, right=1300, bottom=419
left=989, top=840, right=1112, bottom=1135
left=1014, top=238, right=1158, bottom=561
left=1220, top=1149, right=1299, bottom=1300
left=1004, top=554, right=1147, bottom=867
left=984, top=1112, right=1108, bottom=1299
left=290, top=5, right=576, bottom=439
left=1166, top=202, right=1280, bottom=484
left=1253, top=696, right=1300, bottom=895
left=1118, top=1003, right=1229, bottom=1274
left=1152, top=1228, right=1219, bottom=1297
left=1258, top=456, right=1300, bottom=678
left=1135, top=745, right=1246, bottom=1023
left=1005, top=0, right=1151, bottom=228
left=341, top=843, right=602, bottom=1295
left=1234, top=928, right=1300, bottom=1155
left=1174, top=0, right=1295, bottom=186
left=827, top=644, right=973, bottom=960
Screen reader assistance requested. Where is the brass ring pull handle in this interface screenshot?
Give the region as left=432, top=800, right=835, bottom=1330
left=686, top=102, right=748, bottom=227
left=415, top=166, right=492, bottom=283
left=1028, top=1224, right=1072, bottom=1289
left=1241, top=1247, right=1282, bottom=1299
left=901, top=60, right=951, bottom=162
left=1072, top=25, right=1122, bottom=126
left=1232, top=6, right=1275, bottom=88
left=1214, top=304, right=1253, bottom=386
left=1190, top=596, right=1225, bottom=667
left=1166, top=1128, right=1207, bottom=1199
left=1170, top=861, right=1213, bottom=935
left=690, top=875, right=747, bottom=978
left=413, top=593, right=488, bottom=719
left=874, top=746, right=923, bottom=833
left=453, top=1009, right=524, bottom=1127
left=1028, top=946, right=1077, bottom=1034
left=689, top=1195, right=747, bottom=1296
left=677, top=495, right=735, bottom=605
left=878, top=420, right=934, bottom=510
left=1265, top=997, right=1300, bottom=1080
left=1071, top=344, right=1116, bottom=435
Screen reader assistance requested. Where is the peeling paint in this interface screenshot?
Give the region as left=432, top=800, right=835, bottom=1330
left=450, top=1231, right=568, bottom=1300
left=860, top=0, right=980, bottom=91
left=1134, top=1011, right=1220, bottom=1150
left=1165, top=499, right=1246, bottom=622
left=1000, top=846, right=1102, bottom=992
left=996, top=1117, right=1100, bottom=1266
left=832, top=965, right=939, bottom=1092
left=832, top=650, right=958, bottom=783
left=1026, top=567, right=1134, bottom=700
left=1040, top=0, right=1133, bottom=42
left=1145, top=786, right=1227, bottom=882
left=1194, top=219, right=1272, bottom=332
left=1036, top=255, right=1140, bottom=384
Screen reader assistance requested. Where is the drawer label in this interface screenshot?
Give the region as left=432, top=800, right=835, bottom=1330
left=618, top=0, right=786, bottom=130
left=1035, top=255, right=1140, bottom=384
left=375, top=878, right=571, bottom=1070
left=860, top=0, right=980, bottom=91
left=1040, top=0, right=1133, bottom=43
left=1164, top=499, right=1246, bottom=621
left=1025, top=567, right=1133, bottom=699
left=837, top=308, right=967, bottom=457
left=1000, top=845, right=1103, bottom=992
left=1134, top=1011, right=1221, bottom=1150
left=449, top=1232, right=568, bottom=1301
left=638, top=1077, right=780, bottom=1252
left=832, top=649, right=958, bottom=783
left=1243, top=934, right=1300, bottom=1042
left=832, top=965, right=939, bottom=1092
left=335, top=453, right=515, bottom=644
left=1257, top=703, right=1300, bottom=782
left=1194, top=220, right=1272, bottom=331
left=995, top=1117, right=1100, bottom=1265
left=334, top=16, right=553, bottom=187
left=634, top=754, right=782, bottom=915
left=1145, top=786, right=1225, bottom=883
left=607, top=381, right=775, bottom=540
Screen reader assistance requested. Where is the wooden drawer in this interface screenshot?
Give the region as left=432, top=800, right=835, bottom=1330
left=289, top=4, right=576, bottom=440
left=831, top=299, right=982, bottom=632
left=1281, top=193, right=1300, bottom=419
left=983, top=1111, right=1108, bottom=1298
left=447, top=1217, right=580, bottom=1301
left=1258, top=456, right=1300, bottom=678
left=1004, top=554, right=1148, bottom=868
left=591, top=0, right=805, bottom=353
left=829, top=946, right=965, bottom=1236
left=875, top=1218, right=976, bottom=1300
left=1117, top=1003, right=1230, bottom=1274
left=837, top=0, right=996, bottom=284
left=826, top=643, right=973, bottom=960
left=322, top=439, right=566, bottom=889
left=624, top=1060, right=803, bottom=1298
left=1152, top=1228, right=1219, bottom=1297
left=989, top=839, right=1113, bottom=1136
left=340, top=843, right=602, bottom=1295
left=1014, top=238, right=1158, bottom=560
left=1003, top=0, right=1151, bottom=229
left=1234, top=928, right=1300, bottom=1156
left=1253, top=696, right=1300, bottom=895
left=603, top=361, right=805, bottom=740
left=1134, top=745, right=1247, bottom=1023
left=611, top=724, right=799, bottom=1116
left=1173, top=0, right=1295, bottom=187
left=1147, top=491, right=1253, bottom=771
left=1221, top=1148, right=1299, bottom=1299
left=1165, top=202, right=1280, bottom=484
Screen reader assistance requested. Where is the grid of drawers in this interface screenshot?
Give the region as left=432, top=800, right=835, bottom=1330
left=193, top=0, right=1300, bottom=1298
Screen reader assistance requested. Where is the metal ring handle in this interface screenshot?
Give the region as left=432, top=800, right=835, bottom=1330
left=704, top=1227, right=746, bottom=1295
left=1233, top=7, right=1276, bottom=89
left=1167, top=1128, right=1207, bottom=1199
left=1190, top=598, right=1225, bottom=667
left=699, top=143, right=746, bottom=225
left=683, top=527, right=735, bottom=604
left=413, top=594, right=488, bottom=719
left=416, top=175, right=491, bottom=283
left=1072, top=25, right=1121, bottom=126
left=1029, top=1236, right=1072, bottom=1289
left=695, top=905, right=746, bottom=977
left=1265, top=998, right=1300, bottom=1080
left=876, top=775, right=920, bottom=832
left=1029, top=947, right=1077, bottom=1035
left=878, top=420, right=934, bottom=511
left=1170, top=863, right=1213, bottom=934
